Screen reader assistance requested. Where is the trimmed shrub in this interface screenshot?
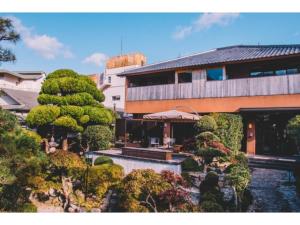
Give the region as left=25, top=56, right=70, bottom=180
left=181, top=157, right=202, bottom=172
left=53, top=116, right=83, bottom=132
left=210, top=113, right=243, bottom=154
left=196, top=147, right=226, bottom=165
left=87, top=164, right=124, bottom=199
left=205, top=171, right=219, bottom=187
left=94, top=156, right=113, bottom=166
left=26, top=105, right=60, bottom=127
left=79, top=115, right=90, bottom=124
left=195, top=115, right=218, bottom=133
left=201, top=200, right=224, bottom=212
left=227, top=165, right=251, bottom=195
left=60, top=105, right=84, bottom=120
left=41, top=79, right=60, bottom=94
left=46, top=69, right=78, bottom=80
left=19, top=203, right=37, bottom=212
left=83, top=125, right=112, bottom=151
left=287, top=115, right=300, bottom=153
left=0, top=108, right=17, bottom=133
left=196, top=131, right=220, bottom=148
left=83, top=106, right=113, bottom=125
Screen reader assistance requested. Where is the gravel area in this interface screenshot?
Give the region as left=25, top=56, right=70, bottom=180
left=249, top=168, right=300, bottom=212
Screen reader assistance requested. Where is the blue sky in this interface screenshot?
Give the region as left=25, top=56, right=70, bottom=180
left=1, top=13, right=300, bottom=74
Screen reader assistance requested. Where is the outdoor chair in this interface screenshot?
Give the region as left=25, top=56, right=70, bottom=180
left=149, top=137, right=160, bottom=147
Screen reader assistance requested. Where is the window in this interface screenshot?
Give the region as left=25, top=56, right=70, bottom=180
left=287, top=68, right=298, bottom=75
left=178, top=72, right=192, bottom=83
left=112, top=95, right=120, bottom=101
left=206, top=68, right=224, bottom=81
left=251, top=68, right=300, bottom=77
left=108, top=76, right=111, bottom=83
left=275, top=70, right=286, bottom=76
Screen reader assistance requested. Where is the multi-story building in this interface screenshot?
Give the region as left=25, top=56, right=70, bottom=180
left=0, top=70, right=46, bottom=121
left=99, top=53, right=146, bottom=114
left=119, top=45, right=300, bottom=155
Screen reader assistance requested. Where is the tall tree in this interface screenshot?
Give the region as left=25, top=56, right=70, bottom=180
left=26, top=69, right=114, bottom=151
left=0, top=17, right=20, bottom=63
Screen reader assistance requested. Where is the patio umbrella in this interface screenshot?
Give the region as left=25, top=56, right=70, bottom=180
left=143, top=110, right=200, bottom=121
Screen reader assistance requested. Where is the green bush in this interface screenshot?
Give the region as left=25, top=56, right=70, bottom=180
left=195, top=115, right=217, bottom=133
left=181, top=157, right=202, bottom=172
left=196, top=147, right=226, bottom=165
left=227, top=165, right=251, bottom=195
left=201, top=200, right=224, bottom=212
left=0, top=108, right=17, bottom=133
left=210, top=113, right=243, bottom=154
left=19, top=203, right=37, bottom=212
left=60, top=105, right=84, bottom=120
left=83, top=125, right=112, bottom=151
left=205, top=171, right=219, bottom=187
left=53, top=116, right=83, bottom=132
left=287, top=115, right=300, bottom=152
left=196, top=131, right=220, bottom=148
left=87, top=164, right=124, bottom=199
left=26, top=105, right=60, bottom=127
left=46, top=69, right=78, bottom=80
left=79, top=115, right=90, bottom=124
left=41, top=79, right=60, bottom=94
left=83, top=106, right=113, bottom=125
left=94, top=156, right=113, bottom=166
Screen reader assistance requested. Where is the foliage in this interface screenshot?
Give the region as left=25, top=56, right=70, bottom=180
left=94, top=156, right=113, bottom=166
left=210, top=113, right=243, bottom=154
left=46, top=69, right=78, bottom=80
left=117, top=169, right=171, bottom=212
left=0, top=108, right=17, bottom=133
left=83, top=106, right=113, bottom=125
left=53, top=116, right=83, bottom=132
left=0, top=17, right=20, bottom=63
left=83, top=125, right=112, bottom=151
left=196, top=131, right=220, bottom=148
left=49, top=150, right=86, bottom=178
left=196, top=147, right=226, bottom=165
left=287, top=115, right=300, bottom=152
left=18, top=203, right=37, bottom=212
left=26, top=105, right=60, bottom=127
left=60, top=105, right=84, bottom=120
left=199, top=171, right=220, bottom=194
left=21, top=129, right=42, bottom=145
left=181, top=157, right=202, bottom=172
left=227, top=165, right=251, bottom=195
left=87, top=164, right=124, bottom=199
left=200, top=200, right=224, bottom=212
left=195, top=115, right=218, bottom=133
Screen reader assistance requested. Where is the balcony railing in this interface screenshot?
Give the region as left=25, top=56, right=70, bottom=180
left=127, top=74, right=300, bottom=101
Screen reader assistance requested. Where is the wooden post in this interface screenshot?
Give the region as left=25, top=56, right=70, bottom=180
left=246, top=120, right=256, bottom=155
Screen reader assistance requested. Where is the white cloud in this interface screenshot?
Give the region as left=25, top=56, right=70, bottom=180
left=173, top=13, right=240, bottom=40
left=82, top=53, right=108, bottom=67
left=8, top=16, right=74, bottom=59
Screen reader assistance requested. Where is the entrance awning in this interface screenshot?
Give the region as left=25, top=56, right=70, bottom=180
left=143, top=110, right=200, bottom=121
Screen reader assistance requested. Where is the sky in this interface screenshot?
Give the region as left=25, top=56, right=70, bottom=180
left=1, top=13, right=300, bottom=74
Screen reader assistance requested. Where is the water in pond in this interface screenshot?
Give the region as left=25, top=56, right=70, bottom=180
left=249, top=168, right=300, bottom=212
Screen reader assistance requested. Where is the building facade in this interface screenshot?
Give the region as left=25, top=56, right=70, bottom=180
left=0, top=70, right=45, bottom=121
left=119, top=45, right=300, bottom=155
left=99, top=53, right=146, bottom=113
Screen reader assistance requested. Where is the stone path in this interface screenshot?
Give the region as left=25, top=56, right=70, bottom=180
left=249, top=168, right=300, bottom=212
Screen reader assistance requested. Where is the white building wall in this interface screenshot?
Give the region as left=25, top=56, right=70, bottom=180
left=102, top=65, right=141, bottom=111
left=0, top=73, right=45, bottom=92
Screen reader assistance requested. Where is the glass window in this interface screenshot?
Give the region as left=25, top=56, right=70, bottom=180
left=108, top=76, right=111, bottom=83
left=263, top=71, right=274, bottom=76
left=206, top=68, right=224, bottom=81
left=287, top=68, right=298, bottom=75
left=178, top=72, right=192, bottom=83
left=250, top=71, right=263, bottom=77
left=275, top=70, right=286, bottom=76
left=112, top=95, right=120, bottom=101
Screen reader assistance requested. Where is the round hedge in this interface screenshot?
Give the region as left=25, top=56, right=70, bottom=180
left=60, top=105, right=84, bottom=120
left=83, top=106, right=113, bottom=125
left=46, top=69, right=79, bottom=80
left=94, top=156, right=113, bottom=166
left=196, top=115, right=217, bottom=132
left=83, top=125, right=112, bottom=151
left=53, top=116, right=83, bottom=132
left=26, top=105, right=60, bottom=127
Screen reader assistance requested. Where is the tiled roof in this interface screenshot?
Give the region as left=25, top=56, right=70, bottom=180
left=1, top=88, right=39, bottom=111
left=0, top=69, right=44, bottom=80
left=118, top=45, right=300, bottom=76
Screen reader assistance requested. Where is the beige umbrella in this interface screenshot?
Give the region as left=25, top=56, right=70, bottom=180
left=143, top=109, right=200, bottom=121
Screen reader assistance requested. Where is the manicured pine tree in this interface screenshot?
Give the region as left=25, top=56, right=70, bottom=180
left=26, top=69, right=114, bottom=151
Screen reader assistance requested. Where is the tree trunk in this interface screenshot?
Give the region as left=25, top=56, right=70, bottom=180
left=44, top=139, right=49, bottom=154
left=62, top=136, right=68, bottom=151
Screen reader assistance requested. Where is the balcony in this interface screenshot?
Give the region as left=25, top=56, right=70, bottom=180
left=127, top=74, right=300, bottom=101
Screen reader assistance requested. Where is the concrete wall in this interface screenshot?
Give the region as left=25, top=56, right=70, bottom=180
left=91, top=153, right=181, bottom=175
